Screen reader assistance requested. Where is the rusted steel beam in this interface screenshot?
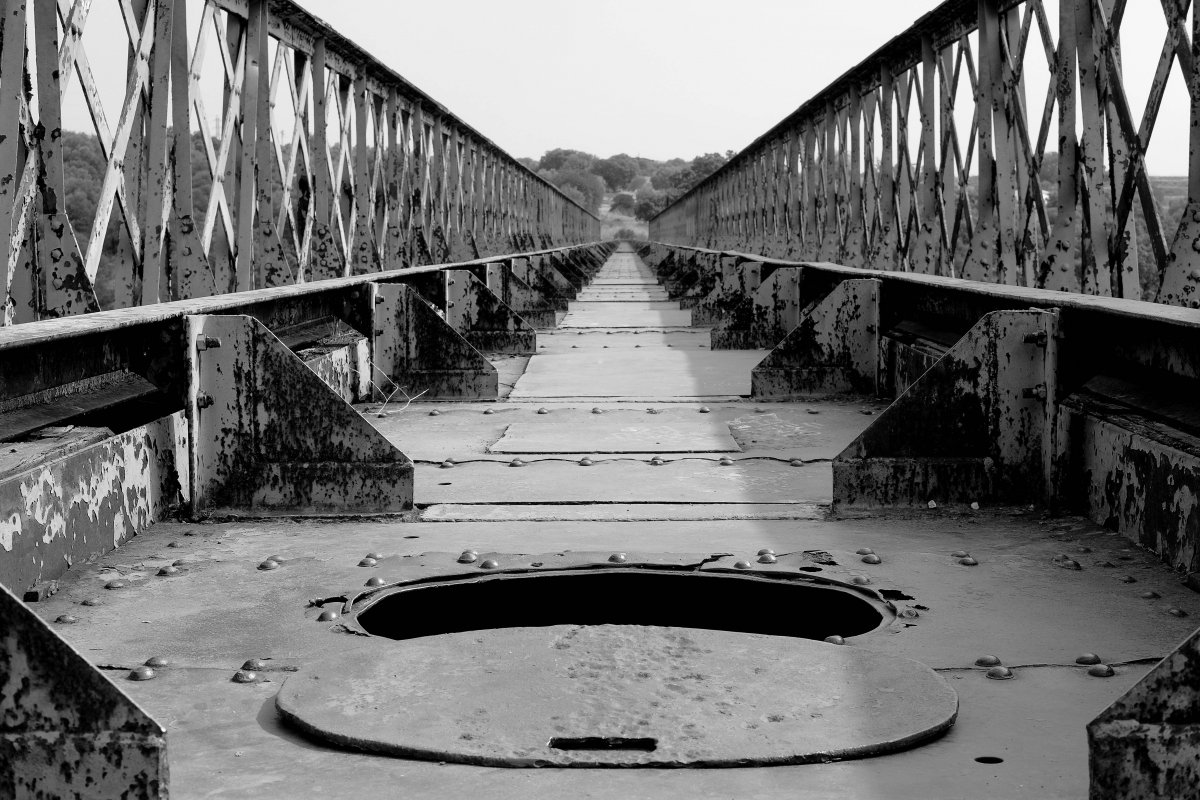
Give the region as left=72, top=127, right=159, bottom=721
left=187, top=313, right=413, bottom=516
left=751, top=278, right=880, bottom=398
left=0, top=581, right=167, bottom=798
left=442, top=270, right=536, bottom=355
left=1088, top=626, right=1200, bottom=799
left=834, top=309, right=1058, bottom=507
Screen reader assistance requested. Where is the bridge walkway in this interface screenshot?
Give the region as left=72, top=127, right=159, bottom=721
left=24, top=245, right=1199, bottom=798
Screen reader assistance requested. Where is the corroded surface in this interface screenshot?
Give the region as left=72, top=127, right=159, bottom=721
left=278, top=625, right=957, bottom=767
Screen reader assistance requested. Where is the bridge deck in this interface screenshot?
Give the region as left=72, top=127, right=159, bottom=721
left=30, top=247, right=1197, bottom=797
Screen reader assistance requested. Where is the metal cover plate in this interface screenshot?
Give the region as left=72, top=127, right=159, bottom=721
left=276, top=624, right=957, bottom=767
left=489, top=421, right=741, bottom=453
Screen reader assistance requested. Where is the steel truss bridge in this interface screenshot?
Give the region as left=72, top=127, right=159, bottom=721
left=2, top=1, right=1199, bottom=798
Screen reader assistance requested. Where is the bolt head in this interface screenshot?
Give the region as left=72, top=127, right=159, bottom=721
left=81, top=597, right=103, bottom=606
left=650, top=457, right=664, bottom=465
left=242, top=658, right=267, bottom=671
left=145, top=656, right=169, bottom=668
left=458, top=551, right=478, bottom=564
left=55, top=614, right=78, bottom=624
left=757, top=548, right=775, bottom=556
left=1168, top=607, right=1189, bottom=617
left=129, top=666, right=156, bottom=681
left=578, top=457, right=593, bottom=466
left=104, top=579, right=127, bottom=590
left=364, top=576, right=385, bottom=587
left=959, top=557, right=979, bottom=566
left=899, top=608, right=920, bottom=619
left=232, top=670, right=259, bottom=684
left=509, top=458, right=526, bottom=467
left=757, top=553, right=777, bottom=564
left=358, top=557, right=378, bottom=567
left=480, top=559, right=500, bottom=570
left=733, top=560, right=751, bottom=570
left=537, top=408, right=549, bottom=414
left=591, top=407, right=604, bottom=414
left=1076, top=653, right=1102, bottom=665
left=718, top=457, right=734, bottom=466
left=440, top=460, right=455, bottom=469
left=985, top=666, right=1015, bottom=680
left=429, top=409, right=440, bottom=416
left=1117, top=575, right=1136, bottom=583
left=1141, top=590, right=1161, bottom=599
left=608, top=552, right=627, bottom=563
left=806, top=409, right=820, bottom=415
left=365, top=552, right=382, bottom=560
left=699, top=406, right=711, bottom=413
left=1084, top=663, right=1115, bottom=677
left=483, top=408, right=495, bottom=415
left=850, top=575, right=871, bottom=586
left=823, top=635, right=845, bottom=645
left=157, top=565, right=179, bottom=576
left=258, top=559, right=280, bottom=571
left=317, top=609, right=340, bottom=622
left=861, top=554, right=882, bottom=565
left=976, top=655, right=1003, bottom=667
left=789, top=458, right=804, bottom=467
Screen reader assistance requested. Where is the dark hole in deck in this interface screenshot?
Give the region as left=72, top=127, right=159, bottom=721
left=549, top=736, right=657, bottom=752
left=357, top=569, right=886, bottom=641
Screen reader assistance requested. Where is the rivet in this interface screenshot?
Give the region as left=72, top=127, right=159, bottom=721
left=509, top=458, right=527, bottom=467
left=317, top=609, right=340, bottom=622
left=985, top=666, right=1015, bottom=680
left=1141, top=590, right=1161, bottom=599
left=358, top=557, right=378, bottom=567
left=55, top=614, right=78, bottom=624
left=483, top=408, right=495, bottom=415
left=145, top=656, right=169, bottom=668
left=1076, top=653, right=1101, bottom=665
left=441, top=459, right=455, bottom=468
left=851, top=575, right=871, bottom=585
left=429, top=409, right=440, bottom=416
left=157, top=565, right=179, bottom=577
left=861, top=409, right=874, bottom=416
left=1078, top=546, right=1093, bottom=553
left=364, top=576, right=385, bottom=587
left=458, top=550, right=478, bottom=563
left=789, top=459, right=804, bottom=467
left=975, top=655, right=1002, bottom=667
left=861, top=554, right=881, bottom=565
left=242, top=658, right=267, bottom=671
left=927, top=500, right=938, bottom=509
left=959, top=557, right=979, bottom=566
left=579, top=457, right=593, bottom=466
left=699, top=406, right=711, bottom=413
left=128, top=666, right=156, bottom=681
left=537, top=408, right=549, bottom=414
left=856, top=548, right=874, bottom=555
left=365, top=552, right=382, bottom=560
left=172, top=559, right=185, bottom=567
left=970, top=501, right=980, bottom=510
left=480, top=559, right=499, bottom=570
left=258, top=559, right=280, bottom=571
left=1168, top=607, right=1189, bottom=617
left=609, top=552, right=627, bottom=563
left=758, top=548, right=775, bottom=556
left=718, top=457, right=734, bottom=466
left=733, top=560, right=751, bottom=569
left=376, top=411, right=389, bottom=418
left=1054, top=556, right=1082, bottom=571
left=757, top=553, right=777, bottom=564
left=1118, top=575, right=1136, bottom=583
left=951, top=550, right=969, bottom=558
left=899, top=608, right=920, bottom=619
left=649, top=456, right=665, bottom=465
left=81, top=597, right=103, bottom=606
left=232, top=670, right=259, bottom=684
left=592, top=407, right=604, bottom=414
left=824, top=635, right=845, bottom=645
left=807, top=409, right=820, bottom=414
left=1087, top=664, right=1115, bottom=678
left=105, top=579, right=127, bottom=590
left=167, top=541, right=179, bottom=548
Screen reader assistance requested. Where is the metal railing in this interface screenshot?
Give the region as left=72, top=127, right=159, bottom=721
left=651, top=0, right=1200, bottom=306
left=0, top=0, right=599, bottom=325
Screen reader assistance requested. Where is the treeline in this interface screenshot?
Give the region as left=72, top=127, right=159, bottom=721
left=521, top=149, right=735, bottom=219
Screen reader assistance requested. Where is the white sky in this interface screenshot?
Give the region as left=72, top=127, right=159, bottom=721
left=55, top=0, right=1194, bottom=174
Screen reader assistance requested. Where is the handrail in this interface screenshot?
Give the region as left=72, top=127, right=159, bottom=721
left=0, top=0, right=598, bottom=325
left=652, top=0, right=1200, bottom=307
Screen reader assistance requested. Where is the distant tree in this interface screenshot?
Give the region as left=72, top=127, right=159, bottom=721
left=634, top=192, right=670, bottom=222
left=539, top=148, right=595, bottom=173
left=517, top=156, right=539, bottom=171
left=591, top=153, right=638, bottom=191
left=610, top=192, right=635, bottom=215
left=615, top=227, right=642, bottom=241
left=538, top=167, right=605, bottom=214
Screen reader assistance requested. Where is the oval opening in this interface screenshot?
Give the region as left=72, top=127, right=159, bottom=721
left=356, top=568, right=889, bottom=641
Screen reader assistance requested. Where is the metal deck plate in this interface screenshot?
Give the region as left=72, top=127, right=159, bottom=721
left=276, top=624, right=958, bottom=767
left=489, top=420, right=741, bottom=453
